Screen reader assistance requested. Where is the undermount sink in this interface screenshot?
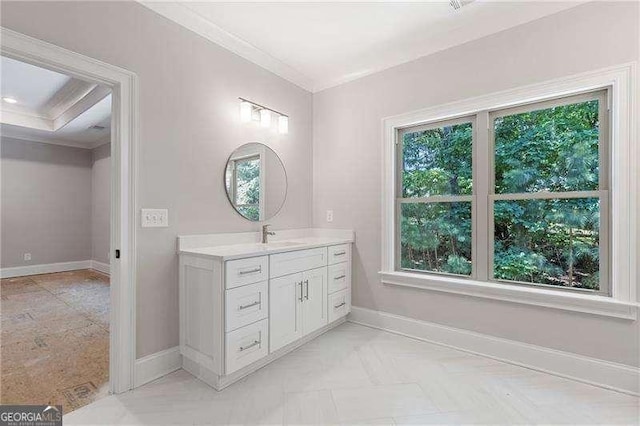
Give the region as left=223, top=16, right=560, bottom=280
left=262, top=241, right=304, bottom=248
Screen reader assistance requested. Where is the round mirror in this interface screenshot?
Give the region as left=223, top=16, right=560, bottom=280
left=224, top=143, right=287, bottom=221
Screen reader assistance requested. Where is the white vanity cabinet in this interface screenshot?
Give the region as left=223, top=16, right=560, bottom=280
left=178, top=232, right=353, bottom=391
left=270, top=266, right=328, bottom=352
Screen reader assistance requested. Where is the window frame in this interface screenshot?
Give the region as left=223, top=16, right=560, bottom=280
left=487, top=90, right=610, bottom=296
left=380, top=64, right=637, bottom=319
left=395, top=115, right=477, bottom=278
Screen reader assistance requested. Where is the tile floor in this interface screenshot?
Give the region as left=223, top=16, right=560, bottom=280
left=64, top=322, right=639, bottom=425
left=0, top=269, right=109, bottom=413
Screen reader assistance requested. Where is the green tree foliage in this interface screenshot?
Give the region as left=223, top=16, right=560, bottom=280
left=401, top=100, right=602, bottom=290
left=400, top=123, right=473, bottom=275
left=235, top=157, right=260, bottom=221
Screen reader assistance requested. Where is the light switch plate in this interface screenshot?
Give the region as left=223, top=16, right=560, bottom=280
left=141, top=208, right=169, bottom=227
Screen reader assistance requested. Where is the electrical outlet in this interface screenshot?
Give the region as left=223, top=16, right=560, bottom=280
left=141, top=208, right=169, bottom=228
left=23, top=253, right=31, bottom=261
left=326, top=210, right=334, bottom=223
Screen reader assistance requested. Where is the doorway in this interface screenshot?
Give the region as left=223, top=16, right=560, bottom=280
left=0, top=27, right=137, bottom=404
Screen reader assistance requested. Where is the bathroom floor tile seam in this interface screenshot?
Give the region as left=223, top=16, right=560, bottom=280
left=63, top=322, right=639, bottom=425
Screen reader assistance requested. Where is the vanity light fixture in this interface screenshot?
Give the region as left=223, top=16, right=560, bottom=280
left=240, top=100, right=253, bottom=122
left=278, top=116, right=289, bottom=134
left=260, top=109, right=271, bottom=128
left=238, top=98, right=289, bottom=134
left=2, top=97, right=17, bottom=104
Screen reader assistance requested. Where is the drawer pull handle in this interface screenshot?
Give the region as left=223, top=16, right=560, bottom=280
left=334, top=275, right=346, bottom=280
left=298, top=281, right=304, bottom=302
left=333, top=251, right=346, bottom=256
left=304, top=279, right=309, bottom=300
left=334, top=302, right=346, bottom=309
left=238, top=300, right=260, bottom=310
left=239, top=340, right=260, bottom=352
left=239, top=266, right=261, bottom=275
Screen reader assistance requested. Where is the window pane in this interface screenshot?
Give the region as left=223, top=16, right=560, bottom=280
left=238, top=205, right=259, bottom=221
left=402, top=122, right=472, bottom=197
left=235, top=157, right=260, bottom=206
left=400, top=202, right=472, bottom=275
left=494, top=99, right=600, bottom=194
left=494, top=198, right=600, bottom=290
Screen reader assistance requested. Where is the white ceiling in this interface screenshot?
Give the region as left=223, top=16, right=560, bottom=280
left=1, top=56, right=71, bottom=110
left=1, top=95, right=112, bottom=146
left=0, top=56, right=111, bottom=148
left=141, top=1, right=584, bottom=92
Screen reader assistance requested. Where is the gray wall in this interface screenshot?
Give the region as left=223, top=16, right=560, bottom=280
left=92, top=143, right=110, bottom=265
left=313, top=1, right=640, bottom=367
left=1, top=137, right=92, bottom=267
left=0, top=1, right=313, bottom=358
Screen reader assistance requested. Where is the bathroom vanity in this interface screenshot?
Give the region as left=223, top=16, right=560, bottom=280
left=177, top=228, right=353, bottom=390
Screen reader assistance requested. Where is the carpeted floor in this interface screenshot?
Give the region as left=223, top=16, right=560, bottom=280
left=1, top=269, right=109, bottom=413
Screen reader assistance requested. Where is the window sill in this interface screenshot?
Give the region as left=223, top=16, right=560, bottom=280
left=379, top=271, right=638, bottom=320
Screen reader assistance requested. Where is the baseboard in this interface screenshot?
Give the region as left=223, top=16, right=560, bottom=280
left=90, top=260, right=110, bottom=275
left=0, top=260, right=92, bottom=278
left=349, top=306, right=640, bottom=396
left=134, top=346, right=182, bottom=388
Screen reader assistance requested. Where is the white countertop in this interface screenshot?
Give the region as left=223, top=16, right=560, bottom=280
left=179, top=236, right=353, bottom=261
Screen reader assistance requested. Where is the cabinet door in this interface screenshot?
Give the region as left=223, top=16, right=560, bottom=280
left=269, top=273, right=303, bottom=352
left=301, top=267, right=328, bottom=336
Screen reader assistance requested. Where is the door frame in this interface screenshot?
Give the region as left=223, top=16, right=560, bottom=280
left=1, top=27, right=138, bottom=393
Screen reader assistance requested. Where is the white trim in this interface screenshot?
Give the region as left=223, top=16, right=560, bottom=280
left=349, top=306, right=640, bottom=396
left=137, top=1, right=314, bottom=92
left=0, top=260, right=91, bottom=278
left=134, top=346, right=182, bottom=388
left=0, top=131, right=101, bottom=150
left=91, top=260, right=111, bottom=275
left=1, top=27, right=138, bottom=394
left=380, top=271, right=638, bottom=320
left=382, top=63, right=637, bottom=308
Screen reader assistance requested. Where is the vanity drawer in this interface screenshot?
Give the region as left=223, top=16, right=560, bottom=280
left=328, top=244, right=350, bottom=265
left=225, top=256, right=269, bottom=289
left=328, top=289, right=350, bottom=323
left=225, top=318, right=269, bottom=374
left=328, top=262, right=350, bottom=294
left=270, top=247, right=327, bottom=278
left=225, top=281, right=268, bottom=332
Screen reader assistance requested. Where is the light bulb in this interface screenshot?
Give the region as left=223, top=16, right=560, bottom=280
left=240, top=101, right=252, bottom=122
left=260, top=109, right=271, bottom=128
left=278, top=116, right=289, bottom=134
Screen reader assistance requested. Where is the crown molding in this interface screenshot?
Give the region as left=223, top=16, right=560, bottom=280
left=0, top=129, right=102, bottom=150
left=137, top=1, right=314, bottom=93
left=44, top=78, right=96, bottom=119
left=1, top=82, right=110, bottom=131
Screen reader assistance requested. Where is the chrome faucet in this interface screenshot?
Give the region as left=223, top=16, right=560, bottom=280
left=262, top=224, right=276, bottom=244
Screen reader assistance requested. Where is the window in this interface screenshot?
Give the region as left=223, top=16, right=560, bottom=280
left=397, top=118, right=474, bottom=276
left=226, top=154, right=261, bottom=221
left=395, top=89, right=610, bottom=295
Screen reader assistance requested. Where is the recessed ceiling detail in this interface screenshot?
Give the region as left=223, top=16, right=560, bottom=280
left=0, top=56, right=112, bottom=149
left=139, top=1, right=583, bottom=93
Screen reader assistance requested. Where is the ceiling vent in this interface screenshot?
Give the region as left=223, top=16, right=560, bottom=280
left=88, top=125, right=107, bottom=131
left=450, top=0, right=473, bottom=11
